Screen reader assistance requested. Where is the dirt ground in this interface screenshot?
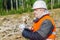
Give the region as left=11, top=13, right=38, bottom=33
left=0, top=8, right=60, bottom=40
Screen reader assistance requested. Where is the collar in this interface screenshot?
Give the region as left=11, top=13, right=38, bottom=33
left=33, top=10, right=50, bottom=23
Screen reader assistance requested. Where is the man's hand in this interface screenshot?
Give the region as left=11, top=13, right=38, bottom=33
left=19, top=23, right=26, bottom=32
left=26, top=27, right=33, bottom=30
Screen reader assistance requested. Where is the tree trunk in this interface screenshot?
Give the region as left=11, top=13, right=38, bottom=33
left=3, top=0, right=7, bottom=10
left=22, top=0, right=24, bottom=11
left=16, top=0, right=18, bottom=10
left=51, top=0, right=54, bottom=10
left=11, top=0, right=13, bottom=10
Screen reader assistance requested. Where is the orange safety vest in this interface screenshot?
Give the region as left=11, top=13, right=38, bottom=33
left=32, top=15, right=56, bottom=39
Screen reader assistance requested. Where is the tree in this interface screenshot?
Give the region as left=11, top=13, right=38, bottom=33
left=11, top=0, right=13, bottom=10
left=16, top=0, right=18, bottom=10
left=51, top=0, right=54, bottom=10
left=2, top=0, right=7, bottom=10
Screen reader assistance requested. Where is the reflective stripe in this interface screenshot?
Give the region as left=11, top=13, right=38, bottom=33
left=52, top=32, right=56, bottom=35
left=46, top=39, right=55, bottom=40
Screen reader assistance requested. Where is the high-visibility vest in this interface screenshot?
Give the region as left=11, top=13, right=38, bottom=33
left=32, top=14, right=56, bottom=39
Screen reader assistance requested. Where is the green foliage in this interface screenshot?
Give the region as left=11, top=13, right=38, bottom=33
left=45, top=0, right=51, bottom=4
left=0, top=8, right=23, bottom=16
left=0, top=0, right=2, bottom=9
left=53, top=3, right=60, bottom=9
left=45, top=0, right=60, bottom=9
left=0, top=0, right=60, bottom=16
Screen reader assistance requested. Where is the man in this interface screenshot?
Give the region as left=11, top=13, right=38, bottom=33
left=22, top=0, right=56, bottom=40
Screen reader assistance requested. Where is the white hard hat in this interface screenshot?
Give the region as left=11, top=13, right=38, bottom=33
left=32, top=0, right=47, bottom=9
